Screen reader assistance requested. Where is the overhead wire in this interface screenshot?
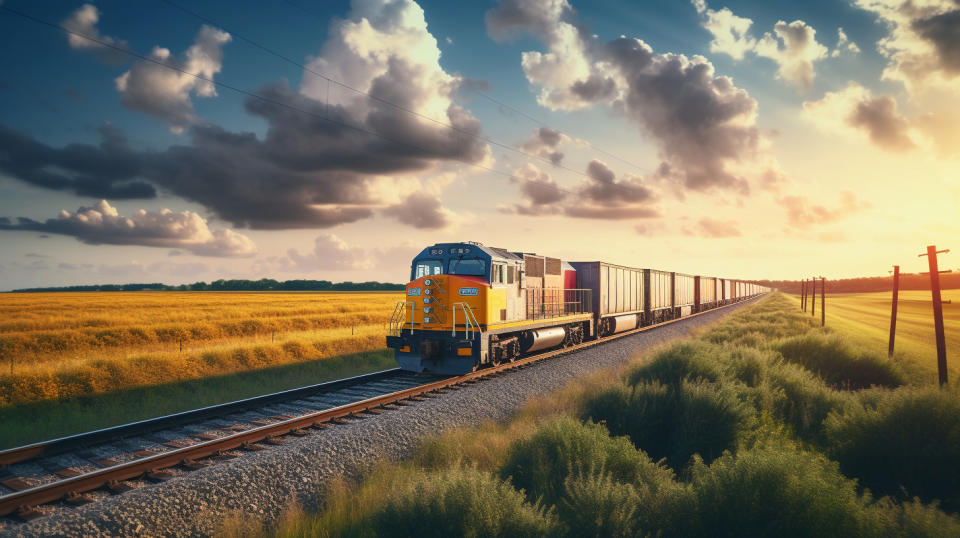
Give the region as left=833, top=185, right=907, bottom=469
left=0, top=3, right=652, bottom=202
left=157, top=0, right=609, bottom=190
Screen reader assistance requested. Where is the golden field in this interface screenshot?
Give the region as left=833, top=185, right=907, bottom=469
left=0, top=291, right=402, bottom=406
left=788, top=289, right=960, bottom=382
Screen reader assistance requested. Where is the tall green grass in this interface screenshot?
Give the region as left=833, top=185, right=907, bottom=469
left=825, top=386, right=960, bottom=511
left=776, top=333, right=908, bottom=389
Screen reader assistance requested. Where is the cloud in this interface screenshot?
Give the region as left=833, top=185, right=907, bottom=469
left=693, top=1, right=828, bottom=90
left=0, top=1, right=488, bottom=230
left=0, top=123, right=156, bottom=199
left=382, top=192, right=453, bottom=229
left=504, top=160, right=659, bottom=219
left=487, top=0, right=766, bottom=193
left=802, top=82, right=915, bottom=150
left=831, top=27, right=861, bottom=57
left=259, top=234, right=418, bottom=276
left=62, top=3, right=130, bottom=65
left=692, top=1, right=756, bottom=60
left=518, top=127, right=566, bottom=165
left=754, top=21, right=829, bottom=90
left=854, top=0, right=960, bottom=92
left=115, top=25, right=231, bottom=133
left=694, top=217, right=741, bottom=238
left=503, top=163, right=566, bottom=215
left=282, top=234, right=370, bottom=271
left=777, top=190, right=872, bottom=229
left=0, top=200, right=258, bottom=257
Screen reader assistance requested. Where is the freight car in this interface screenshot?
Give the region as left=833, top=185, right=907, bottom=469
left=386, top=242, right=770, bottom=374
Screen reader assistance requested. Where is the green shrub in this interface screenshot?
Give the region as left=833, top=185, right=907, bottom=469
left=627, top=341, right=725, bottom=387
left=776, top=333, right=907, bottom=389
left=499, top=416, right=676, bottom=508
left=371, top=466, right=557, bottom=537
left=676, top=443, right=886, bottom=537
left=889, top=498, right=960, bottom=537
left=560, top=468, right=643, bottom=537
left=825, top=386, right=960, bottom=510
left=763, top=361, right=853, bottom=441
left=584, top=380, right=753, bottom=471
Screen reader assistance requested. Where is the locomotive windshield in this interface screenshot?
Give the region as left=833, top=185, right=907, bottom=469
left=448, top=258, right=486, bottom=276
left=413, top=260, right=443, bottom=279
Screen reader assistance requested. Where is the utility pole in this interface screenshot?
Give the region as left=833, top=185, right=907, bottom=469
left=820, top=276, right=826, bottom=328
left=919, top=246, right=950, bottom=386
left=810, top=278, right=816, bottom=318
left=889, top=266, right=899, bottom=358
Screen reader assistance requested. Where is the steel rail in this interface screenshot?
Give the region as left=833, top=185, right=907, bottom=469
left=0, top=368, right=403, bottom=467
left=0, top=295, right=763, bottom=518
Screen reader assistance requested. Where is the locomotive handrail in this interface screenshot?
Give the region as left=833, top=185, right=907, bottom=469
left=451, top=302, right=480, bottom=339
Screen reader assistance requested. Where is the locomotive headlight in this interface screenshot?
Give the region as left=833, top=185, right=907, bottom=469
left=424, top=289, right=432, bottom=295
left=424, top=279, right=432, bottom=286
left=423, top=297, right=432, bottom=304
left=423, top=307, right=432, bottom=314
left=423, top=316, right=432, bottom=323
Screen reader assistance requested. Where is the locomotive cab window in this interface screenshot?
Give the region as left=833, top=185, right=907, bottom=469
left=413, top=260, right=443, bottom=280
left=491, top=264, right=505, bottom=284
left=448, top=258, right=486, bottom=276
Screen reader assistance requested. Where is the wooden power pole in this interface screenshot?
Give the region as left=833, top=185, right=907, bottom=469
left=919, top=246, right=950, bottom=386
left=889, top=265, right=899, bottom=358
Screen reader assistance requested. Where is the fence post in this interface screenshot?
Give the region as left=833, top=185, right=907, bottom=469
left=919, top=246, right=950, bottom=386
left=889, top=265, right=899, bottom=357
left=810, top=278, right=816, bottom=318
left=801, top=279, right=806, bottom=312
left=821, top=277, right=826, bottom=328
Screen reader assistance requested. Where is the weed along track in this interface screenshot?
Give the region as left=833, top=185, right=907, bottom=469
left=0, top=297, right=761, bottom=525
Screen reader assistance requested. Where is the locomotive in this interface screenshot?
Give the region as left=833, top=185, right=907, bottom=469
left=386, top=242, right=769, bottom=374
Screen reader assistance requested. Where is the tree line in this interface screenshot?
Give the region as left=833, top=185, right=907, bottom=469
left=10, top=278, right=404, bottom=293
left=753, top=272, right=960, bottom=294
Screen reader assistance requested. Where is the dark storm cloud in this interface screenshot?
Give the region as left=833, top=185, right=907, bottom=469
left=912, top=9, right=960, bottom=75
left=382, top=192, right=450, bottom=229
left=848, top=95, right=915, bottom=151
left=0, top=124, right=156, bottom=199
left=581, top=159, right=655, bottom=204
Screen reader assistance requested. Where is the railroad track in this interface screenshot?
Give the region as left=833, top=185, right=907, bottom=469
left=0, top=297, right=761, bottom=522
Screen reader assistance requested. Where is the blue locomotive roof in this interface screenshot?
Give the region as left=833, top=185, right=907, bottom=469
left=412, top=242, right=522, bottom=264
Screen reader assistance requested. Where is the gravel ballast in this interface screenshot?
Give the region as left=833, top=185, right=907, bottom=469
left=7, top=299, right=758, bottom=537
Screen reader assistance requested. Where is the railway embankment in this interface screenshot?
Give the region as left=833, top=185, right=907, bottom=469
left=249, top=293, right=960, bottom=537
left=5, top=298, right=759, bottom=536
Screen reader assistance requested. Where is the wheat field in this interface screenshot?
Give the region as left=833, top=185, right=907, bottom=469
left=0, top=291, right=402, bottom=406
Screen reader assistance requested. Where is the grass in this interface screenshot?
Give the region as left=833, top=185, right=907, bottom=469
left=0, top=350, right=396, bottom=449
left=0, top=291, right=401, bottom=406
left=223, top=292, right=960, bottom=537
left=787, top=289, right=960, bottom=383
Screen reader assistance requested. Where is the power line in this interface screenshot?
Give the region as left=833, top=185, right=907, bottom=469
left=158, top=0, right=605, bottom=184
left=270, top=0, right=658, bottom=179
left=0, top=4, right=599, bottom=202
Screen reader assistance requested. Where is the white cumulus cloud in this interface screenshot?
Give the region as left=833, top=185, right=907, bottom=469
left=0, top=200, right=257, bottom=257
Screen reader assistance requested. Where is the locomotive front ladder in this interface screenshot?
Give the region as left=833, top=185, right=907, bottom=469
left=389, top=300, right=416, bottom=336
left=450, top=302, right=480, bottom=339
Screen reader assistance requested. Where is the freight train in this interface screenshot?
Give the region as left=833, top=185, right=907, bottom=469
left=386, top=242, right=769, bottom=374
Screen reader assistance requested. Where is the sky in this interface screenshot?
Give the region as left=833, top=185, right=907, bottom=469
left=0, top=0, right=958, bottom=290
